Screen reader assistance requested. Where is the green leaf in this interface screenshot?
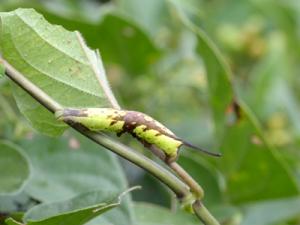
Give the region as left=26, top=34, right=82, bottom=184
left=135, top=203, right=199, bottom=225
left=0, top=192, right=32, bottom=213
left=241, top=197, right=300, bottom=225
left=170, top=4, right=299, bottom=202
left=0, top=8, right=114, bottom=136
left=218, top=107, right=298, bottom=202
left=196, top=40, right=233, bottom=137
left=0, top=140, right=30, bottom=194
left=183, top=19, right=233, bottom=139
left=192, top=27, right=298, bottom=202
left=93, top=13, right=160, bottom=75
left=19, top=131, right=135, bottom=225
left=33, top=10, right=161, bottom=75
left=19, top=131, right=129, bottom=203
left=5, top=188, right=136, bottom=225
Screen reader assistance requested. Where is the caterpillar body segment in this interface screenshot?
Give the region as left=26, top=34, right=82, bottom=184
left=56, top=108, right=126, bottom=133
left=55, top=108, right=221, bottom=162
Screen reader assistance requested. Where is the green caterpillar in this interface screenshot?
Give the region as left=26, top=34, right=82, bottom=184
left=55, top=108, right=221, bottom=163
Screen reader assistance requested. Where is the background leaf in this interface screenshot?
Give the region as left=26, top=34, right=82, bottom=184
left=178, top=153, right=222, bottom=206
left=5, top=188, right=134, bottom=225
left=19, top=131, right=135, bottom=225
left=0, top=141, right=30, bottom=194
left=18, top=131, right=130, bottom=204
left=91, top=13, right=160, bottom=75
left=241, top=197, right=300, bottom=225
left=172, top=4, right=299, bottom=203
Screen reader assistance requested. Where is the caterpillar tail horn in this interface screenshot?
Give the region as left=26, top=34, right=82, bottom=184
left=182, top=141, right=222, bottom=157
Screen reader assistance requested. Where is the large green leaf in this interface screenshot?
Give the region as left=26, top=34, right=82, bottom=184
left=168, top=3, right=299, bottom=202
left=92, top=13, right=160, bottom=75
left=5, top=188, right=135, bottom=225
left=244, top=33, right=300, bottom=189
left=19, top=131, right=129, bottom=203
left=164, top=0, right=234, bottom=141
left=241, top=197, right=300, bottom=225
left=218, top=108, right=298, bottom=202
left=0, top=8, right=114, bottom=136
left=0, top=141, right=30, bottom=194
left=19, top=131, right=135, bottom=225
left=185, top=21, right=233, bottom=140
left=27, top=9, right=161, bottom=76
left=0, top=192, right=31, bottom=213
left=193, top=29, right=298, bottom=202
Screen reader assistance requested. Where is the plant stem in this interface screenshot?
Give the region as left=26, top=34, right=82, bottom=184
left=4, top=58, right=190, bottom=197
left=2, top=60, right=61, bottom=113
left=170, top=162, right=204, bottom=199
left=148, top=144, right=204, bottom=199
left=193, top=200, right=220, bottom=225
left=2, top=59, right=189, bottom=198
left=82, top=130, right=189, bottom=198
left=2, top=59, right=220, bottom=224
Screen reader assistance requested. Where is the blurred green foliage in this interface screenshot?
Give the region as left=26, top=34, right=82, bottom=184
left=1, top=0, right=300, bottom=224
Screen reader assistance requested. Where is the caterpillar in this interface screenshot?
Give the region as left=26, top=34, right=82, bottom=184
left=55, top=108, right=221, bottom=163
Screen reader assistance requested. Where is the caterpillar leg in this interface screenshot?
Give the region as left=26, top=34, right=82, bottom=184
left=148, top=144, right=166, bottom=161
left=116, top=130, right=125, bottom=137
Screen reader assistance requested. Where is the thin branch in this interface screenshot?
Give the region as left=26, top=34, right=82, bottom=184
left=149, top=145, right=204, bottom=199
left=169, top=162, right=204, bottom=199
left=2, top=60, right=61, bottom=113
left=2, top=59, right=189, bottom=199
left=2, top=59, right=220, bottom=224
left=80, top=129, right=190, bottom=198
left=193, top=200, right=220, bottom=225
